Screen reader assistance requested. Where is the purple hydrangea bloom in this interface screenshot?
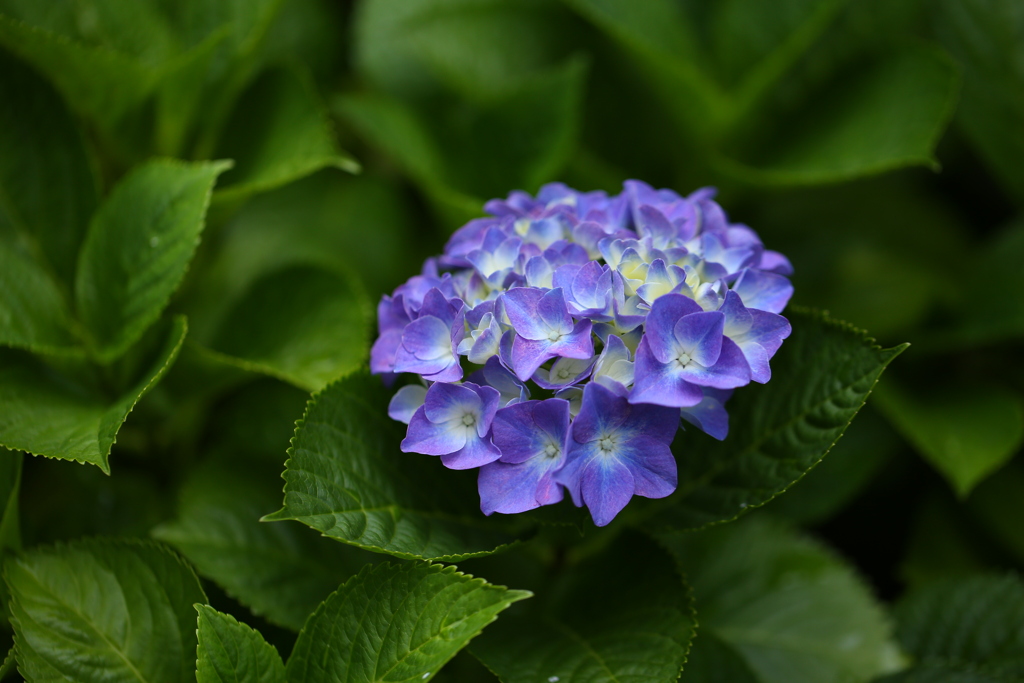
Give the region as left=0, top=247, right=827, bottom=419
left=374, top=180, right=794, bottom=526
left=556, top=383, right=679, bottom=526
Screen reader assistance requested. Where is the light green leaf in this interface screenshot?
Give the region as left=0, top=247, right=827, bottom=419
left=934, top=0, right=1024, bottom=203
left=287, top=562, right=529, bottom=683
left=0, top=316, right=186, bottom=472
left=195, top=605, right=285, bottom=683
left=203, top=264, right=371, bottom=392
left=0, top=48, right=98, bottom=284
left=154, top=459, right=378, bottom=631
left=874, top=381, right=1024, bottom=498
left=718, top=45, right=960, bottom=185
left=0, top=241, right=81, bottom=355
left=0, top=8, right=165, bottom=128
left=5, top=538, right=207, bottom=683
left=213, top=65, right=358, bottom=204
left=471, top=533, right=695, bottom=683
left=75, top=159, right=230, bottom=362
left=661, top=516, right=903, bottom=683
left=647, top=308, right=907, bottom=531
left=264, top=372, right=522, bottom=561
left=893, top=574, right=1024, bottom=678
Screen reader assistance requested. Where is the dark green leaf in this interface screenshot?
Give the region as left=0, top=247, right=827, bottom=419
left=661, top=516, right=903, bottom=683
left=154, top=459, right=377, bottom=631
left=471, top=533, right=695, bottom=683
left=75, top=159, right=230, bottom=362
left=875, top=662, right=1014, bottom=683
left=0, top=316, right=186, bottom=472
left=213, top=65, right=358, bottom=204
left=5, top=538, right=206, bottom=683
left=719, top=46, right=960, bottom=185
left=0, top=450, right=21, bottom=556
left=195, top=605, right=285, bottom=683
left=264, top=372, right=522, bottom=561
left=286, top=562, right=530, bottom=683
left=0, top=241, right=81, bottom=355
left=873, top=381, right=1024, bottom=497
left=894, top=574, right=1024, bottom=677
left=0, top=48, right=97, bottom=284
left=648, top=308, right=907, bottom=530
left=679, top=632, right=759, bottom=683
left=967, top=460, right=1024, bottom=567
left=204, top=264, right=371, bottom=392
left=934, top=0, right=1024, bottom=203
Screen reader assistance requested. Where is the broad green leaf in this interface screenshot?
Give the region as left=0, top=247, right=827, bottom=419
left=893, top=574, right=1024, bottom=678
left=204, top=264, right=371, bottom=392
left=873, top=381, right=1024, bottom=497
left=718, top=46, right=960, bottom=185
left=470, top=533, right=695, bottom=683
left=264, top=372, right=521, bottom=561
left=661, top=516, right=903, bottom=683
left=563, top=0, right=727, bottom=137
left=875, top=663, right=1014, bottom=683
left=0, top=316, right=186, bottom=472
left=0, top=49, right=98, bottom=284
left=0, top=241, right=81, bottom=355
left=647, top=308, right=907, bottom=531
left=0, top=450, right=21, bottom=555
left=212, top=65, right=358, bottom=204
left=5, top=538, right=207, bottom=683
left=286, top=562, right=530, bottom=683
left=195, top=605, right=285, bottom=683
left=0, top=8, right=165, bottom=129
left=679, top=632, right=759, bottom=683
left=766, top=406, right=900, bottom=525
left=75, top=159, right=230, bottom=362
left=0, top=647, right=14, bottom=681
left=967, top=460, right=1024, bottom=567
left=334, top=92, right=486, bottom=227
left=154, top=459, right=378, bottom=631
left=934, top=0, right=1024, bottom=203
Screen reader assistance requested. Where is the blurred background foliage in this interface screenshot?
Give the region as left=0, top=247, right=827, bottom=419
left=1, top=0, right=1024, bottom=677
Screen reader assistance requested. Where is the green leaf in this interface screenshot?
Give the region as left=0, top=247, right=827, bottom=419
left=0, top=450, right=21, bottom=556
left=893, top=574, right=1024, bottom=678
left=766, top=406, right=901, bottom=525
left=563, top=0, right=727, bottom=137
left=660, top=516, right=903, bottom=683
left=967, top=460, right=1024, bottom=567
left=0, top=316, right=186, bottom=472
left=75, top=159, right=230, bottom=362
left=874, top=380, right=1024, bottom=497
left=0, top=241, right=81, bottom=355
left=213, top=65, right=358, bottom=204
left=203, top=264, right=371, bottom=392
left=154, top=459, right=378, bottom=631
left=647, top=308, right=907, bottom=531
left=875, top=662, right=1014, bottom=683
left=678, top=631, right=759, bottom=683
left=934, top=0, right=1024, bottom=203
left=0, top=5, right=169, bottom=128
left=195, top=605, right=285, bottom=683
left=264, top=372, right=522, bottom=561
left=718, top=45, right=960, bottom=185
left=0, top=48, right=98, bottom=284
left=5, top=538, right=207, bottom=683
left=286, top=562, right=530, bottom=683
left=470, top=533, right=695, bottom=683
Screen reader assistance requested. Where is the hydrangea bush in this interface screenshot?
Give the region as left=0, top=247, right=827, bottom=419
left=372, top=181, right=793, bottom=525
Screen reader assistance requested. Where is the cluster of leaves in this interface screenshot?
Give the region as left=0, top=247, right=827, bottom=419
left=0, top=0, right=1022, bottom=681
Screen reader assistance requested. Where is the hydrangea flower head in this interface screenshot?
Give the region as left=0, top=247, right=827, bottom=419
left=374, top=180, right=793, bottom=526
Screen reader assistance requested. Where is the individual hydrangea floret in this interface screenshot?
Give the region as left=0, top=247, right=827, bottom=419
left=373, top=180, right=793, bottom=526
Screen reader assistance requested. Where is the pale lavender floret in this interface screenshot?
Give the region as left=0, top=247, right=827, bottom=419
left=562, top=261, right=617, bottom=321
left=457, top=301, right=503, bottom=364
left=441, top=216, right=506, bottom=267
left=468, top=356, right=530, bottom=407
left=700, top=230, right=762, bottom=276
left=591, top=333, right=634, bottom=392
left=388, top=384, right=427, bottom=424
left=680, top=387, right=732, bottom=441
left=630, top=294, right=751, bottom=407
left=370, top=294, right=411, bottom=376
left=759, top=250, right=794, bottom=276
left=393, top=288, right=465, bottom=382
left=731, top=268, right=794, bottom=314
left=501, top=287, right=594, bottom=381
left=401, top=382, right=501, bottom=469
left=533, top=356, right=597, bottom=390
left=634, top=204, right=680, bottom=249
left=720, top=291, right=792, bottom=383
left=478, top=398, right=571, bottom=515
left=555, top=383, right=679, bottom=527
